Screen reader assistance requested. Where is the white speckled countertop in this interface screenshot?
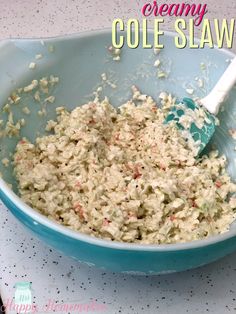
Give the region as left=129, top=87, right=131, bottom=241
left=0, top=1, right=236, bottom=314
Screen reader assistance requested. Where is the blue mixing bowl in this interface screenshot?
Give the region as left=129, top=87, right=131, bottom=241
left=0, top=30, right=236, bottom=274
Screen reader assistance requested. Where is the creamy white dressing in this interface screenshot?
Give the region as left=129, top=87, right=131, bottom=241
left=13, top=89, right=236, bottom=244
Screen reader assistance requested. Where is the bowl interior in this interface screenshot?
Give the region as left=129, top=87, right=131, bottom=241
left=0, top=30, right=236, bottom=199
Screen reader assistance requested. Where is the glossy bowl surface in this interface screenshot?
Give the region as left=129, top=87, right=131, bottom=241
left=0, top=30, right=236, bottom=274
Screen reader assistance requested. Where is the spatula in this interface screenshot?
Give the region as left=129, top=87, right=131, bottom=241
left=165, top=56, right=236, bottom=155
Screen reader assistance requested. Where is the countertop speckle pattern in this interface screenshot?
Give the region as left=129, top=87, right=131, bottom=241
left=1, top=204, right=236, bottom=314
left=0, top=1, right=236, bottom=314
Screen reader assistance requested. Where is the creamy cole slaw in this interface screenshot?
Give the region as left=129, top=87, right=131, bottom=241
left=13, top=87, right=236, bottom=244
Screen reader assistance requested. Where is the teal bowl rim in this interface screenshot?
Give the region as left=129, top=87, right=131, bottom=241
left=0, top=29, right=236, bottom=252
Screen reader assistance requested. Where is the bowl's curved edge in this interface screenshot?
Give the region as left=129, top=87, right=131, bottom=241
left=3, top=28, right=236, bottom=61
left=0, top=29, right=236, bottom=253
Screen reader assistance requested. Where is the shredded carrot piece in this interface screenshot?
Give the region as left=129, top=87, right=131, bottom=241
left=73, top=203, right=85, bottom=219
left=114, top=133, right=120, bottom=140
left=102, top=218, right=111, bottom=226
left=191, top=199, right=197, bottom=208
left=215, top=181, right=222, bottom=188
left=159, top=163, right=166, bottom=171
left=133, top=165, right=142, bottom=179
left=74, top=181, right=81, bottom=188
